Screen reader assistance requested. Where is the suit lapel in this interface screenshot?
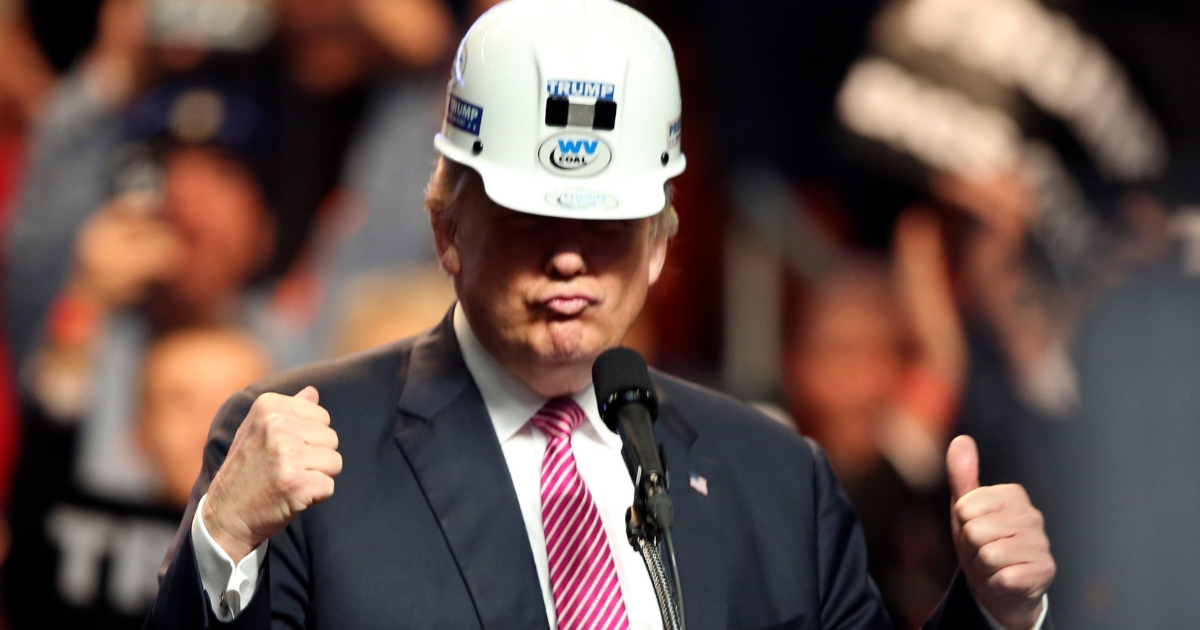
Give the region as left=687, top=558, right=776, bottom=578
left=392, top=317, right=729, bottom=630
left=653, top=376, right=729, bottom=630
left=394, top=315, right=550, bottom=630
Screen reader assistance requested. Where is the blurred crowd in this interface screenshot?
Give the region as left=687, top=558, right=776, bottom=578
left=1, top=0, right=1199, bottom=628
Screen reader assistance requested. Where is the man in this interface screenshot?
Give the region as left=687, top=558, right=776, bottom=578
left=148, top=1, right=1055, bottom=628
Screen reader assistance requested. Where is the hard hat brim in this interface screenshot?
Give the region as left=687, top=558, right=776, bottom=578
left=435, top=134, right=686, bottom=221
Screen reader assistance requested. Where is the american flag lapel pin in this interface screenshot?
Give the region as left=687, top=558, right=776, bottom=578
left=689, top=472, right=708, bottom=496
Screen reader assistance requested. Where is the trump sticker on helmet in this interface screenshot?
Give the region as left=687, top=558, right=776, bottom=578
left=538, top=132, right=613, bottom=177
left=546, top=79, right=616, bottom=101
left=545, top=188, right=620, bottom=210
left=446, top=95, right=483, bottom=135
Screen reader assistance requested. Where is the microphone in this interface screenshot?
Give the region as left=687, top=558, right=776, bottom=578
left=592, top=347, right=671, bottom=532
left=593, top=348, right=687, bottom=630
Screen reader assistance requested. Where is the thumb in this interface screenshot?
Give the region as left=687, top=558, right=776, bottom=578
left=946, top=434, right=980, bottom=503
left=295, top=385, right=320, bottom=405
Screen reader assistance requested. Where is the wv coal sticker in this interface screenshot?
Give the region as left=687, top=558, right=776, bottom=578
left=538, top=132, right=612, bottom=177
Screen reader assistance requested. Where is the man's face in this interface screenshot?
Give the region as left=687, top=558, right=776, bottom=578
left=139, top=329, right=271, bottom=508
left=161, top=147, right=274, bottom=309
left=436, top=178, right=669, bottom=396
left=791, top=278, right=904, bottom=427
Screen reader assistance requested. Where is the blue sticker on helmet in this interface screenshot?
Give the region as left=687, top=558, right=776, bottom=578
left=447, top=95, right=483, bottom=135
left=547, top=80, right=616, bottom=101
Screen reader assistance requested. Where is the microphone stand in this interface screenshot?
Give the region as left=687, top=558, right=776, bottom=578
left=624, top=454, right=686, bottom=630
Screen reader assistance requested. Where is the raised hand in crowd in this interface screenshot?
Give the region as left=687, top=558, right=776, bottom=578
left=892, top=208, right=967, bottom=439
left=67, top=197, right=184, bottom=316
left=352, top=0, right=456, bottom=69
left=0, top=9, right=56, bottom=128
left=82, top=0, right=152, bottom=108
left=26, top=197, right=183, bottom=419
left=934, top=170, right=1078, bottom=417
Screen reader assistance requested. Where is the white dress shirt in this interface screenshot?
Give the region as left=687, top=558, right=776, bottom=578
left=190, top=303, right=1045, bottom=629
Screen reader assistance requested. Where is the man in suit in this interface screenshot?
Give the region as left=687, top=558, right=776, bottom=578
left=148, top=1, right=1055, bottom=628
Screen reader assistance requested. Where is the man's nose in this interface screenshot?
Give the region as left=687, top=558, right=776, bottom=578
left=546, top=247, right=587, bottom=279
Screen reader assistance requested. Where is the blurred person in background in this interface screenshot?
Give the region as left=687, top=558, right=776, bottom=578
left=827, top=0, right=1175, bottom=434
left=4, top=325, right=269, bottom=629
left=933, top=170, right=1077, bottom=517
left=2, top=0, right=460, bottom=369
left=137, top=327, right=272, bottom=509
left=828, top=1, right=1200, bottom=627
left=785, top=208, right=965, bottom=629
left=801, top=0, right=1167, bottom=529
left=928, top=125, right=1200, bottom=630
left=3, top=0, right=210, bottom=368
left=234, top=0, right=457, bottom=289
left=1, top=78, right=282, bottom=629
left=16, top=78, right=278, bottom=502
left=0, top=0, right=468, bottom=617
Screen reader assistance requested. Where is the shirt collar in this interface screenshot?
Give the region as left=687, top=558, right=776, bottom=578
left=452, top=303, right=621, bottom=449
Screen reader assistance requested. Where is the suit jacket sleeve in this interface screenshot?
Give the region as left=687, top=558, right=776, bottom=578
left=145, top=387, right=315, bottom=629
left=806, top=439, right=893, bottom=629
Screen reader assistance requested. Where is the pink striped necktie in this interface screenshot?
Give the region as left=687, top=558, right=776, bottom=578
left=530, top=397, right=631, bottom=630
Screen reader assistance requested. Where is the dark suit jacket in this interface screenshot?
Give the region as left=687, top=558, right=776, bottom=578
left=147, top=313, right=996, bottom=630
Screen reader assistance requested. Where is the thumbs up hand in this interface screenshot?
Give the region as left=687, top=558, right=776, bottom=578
left=947, top=436, right=1055, bottom=630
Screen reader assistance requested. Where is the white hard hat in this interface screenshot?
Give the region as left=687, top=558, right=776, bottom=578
left=433, top=0, right=686, bottom=220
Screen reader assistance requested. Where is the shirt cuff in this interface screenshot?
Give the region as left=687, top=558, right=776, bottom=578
left=191, top=493, right=268, bottom=621
left=979, top=594, right=1049, bottom=630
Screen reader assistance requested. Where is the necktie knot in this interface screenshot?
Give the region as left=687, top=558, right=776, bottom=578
left=530, top=397, right=586, bottom=442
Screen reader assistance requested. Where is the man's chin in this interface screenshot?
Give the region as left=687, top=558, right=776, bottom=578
left=531, top=342, right=596, bottom=367
left=530, top=323, right=610, bottom=366
left=500, top=326, right=625, bottom=397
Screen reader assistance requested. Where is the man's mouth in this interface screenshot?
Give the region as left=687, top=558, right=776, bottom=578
left=542, top=295, right=595, bottom=317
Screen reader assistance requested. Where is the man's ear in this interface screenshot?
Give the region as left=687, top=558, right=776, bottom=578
left=432, top=211, right=461, bottom=275
left=647, top=232, right=669, bottom=286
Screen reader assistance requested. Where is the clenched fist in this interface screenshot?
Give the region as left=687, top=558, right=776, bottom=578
left=947, top=436, right=1056, bottom=630
left=203, top=386, right=342, bottom=562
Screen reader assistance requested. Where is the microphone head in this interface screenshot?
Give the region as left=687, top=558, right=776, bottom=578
left=592, top=347, right=657, bottom=432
